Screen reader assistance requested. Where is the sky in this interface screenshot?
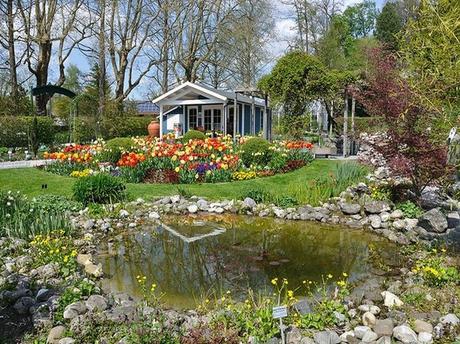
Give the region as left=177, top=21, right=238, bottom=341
left=67, top=0, right=386, bottom=100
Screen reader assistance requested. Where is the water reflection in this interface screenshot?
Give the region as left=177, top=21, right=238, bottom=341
left=100, top=215, right=397, bottom=308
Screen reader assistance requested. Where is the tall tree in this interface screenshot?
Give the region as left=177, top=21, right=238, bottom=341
left=17, top=0, right=94, bottom=115
left=342, top=0, right=377, bottom=38
left=107, top=0, right=161, bottom=105
left=375, top=2, right=403, bottom=50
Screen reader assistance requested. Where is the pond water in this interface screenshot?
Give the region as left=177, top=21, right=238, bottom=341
left=99, top=214, right=399, bottom=309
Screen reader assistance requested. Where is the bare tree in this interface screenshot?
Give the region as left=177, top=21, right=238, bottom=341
left=107, top=0, right=161, bottom=106
left=17, top=0, right=94, bottom=115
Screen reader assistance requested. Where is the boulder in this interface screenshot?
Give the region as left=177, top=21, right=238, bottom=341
left=418, top=208, right=448, bottom=233
left=376, top=337, right=391, bottom=344
left=418, top=332, right=433, bottom=344
left=47, top=325, right=66, bottom=344
left=362, top=311, right=376, bottom=326
left=440, top=313, right=460, bottom=326
left=85, top=295, right=108, bottom=312
left=339, top=202, right=361, bottom=215
left=392, top=219, right=406, bottom=231
left=119, top=209, right=129, bottom=217
left=85, top=263, right=103, bottom=278
left=446, top=211, right=460, bottom=228
left=420, top=186, right=444, bottom=209
left=364, top=201, right=390, bottom=214
left=36, top=288, right=53, bottom=303
left=196, top=199, right=208, bottom=210
left=313, top=330, right=340, bottom=344
left=13, top=296, right=35, bottom=314
left=63, top=301, right=87, bottom=320
left=414, top=319, right=433, bottom=334
left=76, top=254, right=92, bottom=266
left=390, top=209, right=404, bottom=219
left=148, top=211, right=160, bottom=219
left=354, top=325, right=371, bottom=339
left=381, top=291, right=403, bottom=308
left=187, top=205, right=198, bottom=214
left=369, top=215, right=382, bottom=229
left=243, top=197, right=257, bottom=208
left=373, top=319, right=394, bottom=337
left=286, top=326, right=302, bottom=344
left=393, top=325, right=417, bottom=343
left=361, top=330, right=378, bottom=342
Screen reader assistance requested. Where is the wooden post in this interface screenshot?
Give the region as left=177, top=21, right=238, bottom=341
left=251, top=95, right=256, bottom=135
left=233, top=95, right=238, bottom=139
left=329, top=100, right=334, bottom=137
left=343, top=93, right=348, bottom=157
left=159, top=104, right=164, bottom=140
left=263, top=94, right=268, bottom=139
left=351, top=97, right=356, bottom=154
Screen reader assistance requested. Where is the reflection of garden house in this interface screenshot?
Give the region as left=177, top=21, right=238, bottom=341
left=152, top=82, right=272, bottom=139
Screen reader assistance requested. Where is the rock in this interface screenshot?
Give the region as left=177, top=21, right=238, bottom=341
left=47, top=325, right=66, bottom=344
left=364, top=201, right=390, bottom=214
left=358, top=304, right=380, bottom=315
left=197, top=199, right=208, bottom=210
left=418, top=208, right=448, bottom=233
left=369, top=215, right=382, bottom=229
left=339, top=331, right=355, bottom=342
left=339, top=202, right=361, bottom=215
left=85, top=295, right=107, bottom=312
left=36, top=288, right=53, bottom=303
left=85, top=263, right=103, bottom=278
left=274, top=208, right=286, bottom=218
left=392, top=219, right=406, bottom=231
left=420, top=186, right=444, bottom=209
left=446, top=212, right=460, bottom=228
left=418, top=332, right=433, bottom=344
left=243, top=197, right=257, bottom=208
left=58, top=338, right=75, bottom=344
left=393, top=325, right=418, bottom=343
left=376, top=337, right=391, bottom=344
left=105, top=305, right=138, bottom=323
left=313, top=330, right=340, bottom=344
left=293, top=299, right=312, bottom=315
left=381, top=291, right=403, bottom=308
left=63, top=301, right=87, bottom=320
left=76, top=254, right=92, bottom=266
left=440, top=313, right=460, bottom=326
left=390, top=209, right=404, bottom=219
left=187, top=204, right=198, bottom=213
left=373, top=319, right=394, bottom=337
left=34, top=263, right=59, bottom=279
left=380, top=212, right=390, bottom=222
left=13, top=296, right=35, bottom=314
left=148, top=211, right=160, bottom=219
left=354, top=326, right=371, bottom=339
left=119, top=209, right=129, bottom=217
left=215, top=207, right=224, bottom=214
left=170, top=195, right=180, bottom=203
left=333, top=311, right=346, bottom=325
left=361, top=330, right=378, bottom=342
left=414, top=319, right=433, bottom=333
left=83, top=220, right=95, bottom=230
left=286, top=326, right=302, bottom=344
left=362, top=311, right=376, bottom=326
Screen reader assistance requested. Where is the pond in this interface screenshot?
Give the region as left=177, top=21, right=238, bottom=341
left=98, top=214, right=399, bottom=309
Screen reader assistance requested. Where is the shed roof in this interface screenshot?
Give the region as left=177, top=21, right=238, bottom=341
left=151, top=82, right=266, bottom=107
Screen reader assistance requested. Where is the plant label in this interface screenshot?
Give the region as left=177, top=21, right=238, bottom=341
left=272, top=305, right=288, bottom=319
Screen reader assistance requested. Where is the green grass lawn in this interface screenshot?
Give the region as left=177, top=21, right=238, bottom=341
left=0, top=160, right=352, bottom=201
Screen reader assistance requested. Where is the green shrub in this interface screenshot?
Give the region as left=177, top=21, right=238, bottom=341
left=99, top=137, right=136, bottom=164
left=274, top=195, right=299, bottom=208
left=396, top=201, right=423, bottom=218
left=72, top=174, right=127, bottom=204
left=242, top=188, right=272, bottom=204
left=183, top=129, right=206, bottom=141
left=31, top=195, right=82, bottom=213
left=240, top=137, right=272, bottom=167
left=0, top=116, right=55, bottom=148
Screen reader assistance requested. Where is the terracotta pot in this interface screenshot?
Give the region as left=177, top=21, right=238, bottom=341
left=148, top=120, right=160, bottom=137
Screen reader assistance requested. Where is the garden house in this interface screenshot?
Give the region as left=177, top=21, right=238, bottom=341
left=152, top=82, right=272, bottom=139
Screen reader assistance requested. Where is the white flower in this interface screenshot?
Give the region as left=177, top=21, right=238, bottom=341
left=6, top=202, right=11, bottom=206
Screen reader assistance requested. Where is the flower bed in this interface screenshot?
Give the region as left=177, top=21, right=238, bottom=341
left=43, top=136, right=314, bottom=184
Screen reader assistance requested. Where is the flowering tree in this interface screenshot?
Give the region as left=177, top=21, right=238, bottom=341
left=354, top=48, right=452, bottom=199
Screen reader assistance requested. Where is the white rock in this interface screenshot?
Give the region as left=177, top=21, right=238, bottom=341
left=362, top=330, right=378, bottom=342
left=390, top=209, right=404, bottom=219
left=215, top=207, right=224, bottom=214
left=381, top=291, right=403, bottom=308
left=406, top=218, right=418, bottom=231
left=369, top=214, right=382, bottom=229
left=418, top=332, right=433, bottom=344
left=170, top=195, right=181, bottom=203
left=339, top=331, right=355, bottom=342
left=380, top=212, right=390, bottom=222
left=354, top=325, right=371, bottom=339
left=187, top=204, right=198, bottom=213
left=119, top=209, right=129, bottom=217
left=392, top=219, right=406, bottom=230
left=148, top=211, right=160, bottom=219
left=362, top=312, right=376, bottom=326
left=393, top=325, right=417, bottom=343
left=440, top=313, right=460, bottom=326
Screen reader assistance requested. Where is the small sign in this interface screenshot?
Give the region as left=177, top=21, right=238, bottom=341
left=272, top=305, right=288, bottom=319
left=448, top=127, right=457, bottom=141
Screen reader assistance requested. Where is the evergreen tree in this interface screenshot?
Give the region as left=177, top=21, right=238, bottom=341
left=375, top=2, right=403, bottom=50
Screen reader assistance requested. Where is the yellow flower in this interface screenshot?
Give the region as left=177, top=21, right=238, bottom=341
left=287, top=290, right=294, bottom=298
left=271, top=278, right=278, bottom=285
left=327, top=274, right=333, bottom=279
left=175, top=167, right=180, bottom=173
left=342, top=272, right=348, bottom=277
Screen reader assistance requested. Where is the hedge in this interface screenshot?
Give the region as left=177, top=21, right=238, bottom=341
left=0, top=116, right=153, bottom=147
left=0, top=116, right=55, bottom=148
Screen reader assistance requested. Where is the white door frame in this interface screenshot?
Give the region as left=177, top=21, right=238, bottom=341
left=187, top=106, right=199, bottom=131
left=202, top=104, right=224, bottom=131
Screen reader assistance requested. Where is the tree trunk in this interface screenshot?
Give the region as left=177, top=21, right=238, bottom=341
left=35, top=40, right=52, bottom=115
left=7, top=0, right=18, bottom=101
left=98, top=0, right=106, bottom=125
